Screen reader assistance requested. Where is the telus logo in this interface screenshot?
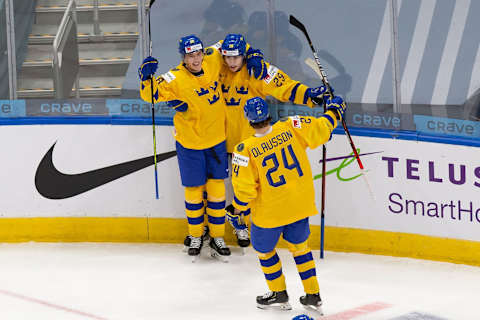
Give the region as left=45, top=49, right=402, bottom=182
left=382, top=156, right=480, bottom=187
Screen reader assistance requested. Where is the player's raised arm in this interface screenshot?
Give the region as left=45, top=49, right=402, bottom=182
left=288, top=95, right=347, bottom=150
left=138, top=56, right=178, bottom=103
left=254, top=61, right=331, bottom=108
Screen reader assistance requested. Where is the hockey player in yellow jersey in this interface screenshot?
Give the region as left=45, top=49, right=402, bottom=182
left=219, top=34, right=330, bottom=250
left=231, top=96, right=346, bottom=314
left=219, top=34, right=328, bottom=153
left=138, top=35, right=232, bottom=262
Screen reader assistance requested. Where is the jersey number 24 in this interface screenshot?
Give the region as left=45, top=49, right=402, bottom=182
left=262, top=145, right=303, bottom=187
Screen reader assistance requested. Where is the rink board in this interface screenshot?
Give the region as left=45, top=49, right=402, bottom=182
left=0, top=124, right=479, bottom=265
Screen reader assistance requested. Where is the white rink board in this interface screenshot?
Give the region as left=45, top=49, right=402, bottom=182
left=0, top=125, right=183, bottom=218
left=309, top=134, right=480, bottom=242
left=1, top=125, right=479, bottom=242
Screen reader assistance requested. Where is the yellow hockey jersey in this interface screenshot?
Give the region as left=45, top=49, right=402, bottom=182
left=140, top=45, right=226, bottom=150
left=220, top=62, right=317, bottom=153
left=231, top=113, right=337, bottom=228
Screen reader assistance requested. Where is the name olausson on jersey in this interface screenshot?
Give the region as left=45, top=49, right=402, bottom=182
left=251, top=130, right=293, bottom=158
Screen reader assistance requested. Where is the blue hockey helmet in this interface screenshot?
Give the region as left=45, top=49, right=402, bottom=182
left=221, top=34, right=247, bottom=56
left=244, top=97, right=270, bottom=123
left=178, top=34, right=203, bottom=55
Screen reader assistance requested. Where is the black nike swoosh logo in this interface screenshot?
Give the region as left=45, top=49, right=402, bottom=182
left=35, top=142, right=177, bottom=199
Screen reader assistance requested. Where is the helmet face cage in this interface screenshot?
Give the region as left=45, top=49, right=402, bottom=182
left=179, top=35, right=204, bottom=55
left=221, top=34, right=246, bottom=56
left=244, top=97, right=270, bottom=123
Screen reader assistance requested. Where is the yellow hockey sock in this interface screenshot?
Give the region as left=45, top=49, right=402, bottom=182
left=291, top=246, right=319, bottom=294
left=258, top=250, right=286, bottom=292
left=205, top=179, right=226, bottom=238
left=184, top=185, right=205, bottom=238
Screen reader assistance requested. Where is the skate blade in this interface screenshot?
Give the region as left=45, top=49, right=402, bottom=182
left=182, top=245, right=188, bottom=253
left=256, top=302, right=292, bottom=311
left=241, top=247, right=246, bottom=255
left=191, top=255, right=198, bottom=263
left=302, top=304, right=324, bottom=316
left=210, top=250, right=229, bottom=263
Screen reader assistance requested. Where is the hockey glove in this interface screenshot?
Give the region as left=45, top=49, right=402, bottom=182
left=225, top=204, right=247, bottom=230
left=326, top=95, right=347, bottom=120
left=246, top=48, right=268, bottom=80
left=138, top=56, right=158, bottom=81
left=306, top=85, right=331, bottom=105
left=166, top=100, right=188, bottom=112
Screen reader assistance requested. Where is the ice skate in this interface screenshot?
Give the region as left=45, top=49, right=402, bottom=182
left=188, top=236, right=203, bottom=263
left=183, top=235, right=191, bottom=252
left=256, top=290, right=291, bottom=310
left=183, top=225, right=209, bottom=252
left=234, top=227, right=250, bottom=255
left=225, top=204, right=250, bottom=254
left=300, top=293, right=323, bottom=316
left=209, top=237, right=231, bottom=262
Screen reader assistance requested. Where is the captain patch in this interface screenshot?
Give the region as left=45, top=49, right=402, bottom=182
left=232, top=153, right=249, bottom=167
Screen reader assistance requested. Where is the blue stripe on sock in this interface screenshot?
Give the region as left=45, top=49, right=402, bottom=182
left=243, top=208, right=251, bottom=216
left=265, top=269, right=283, bottom=281
left=294, top=252, right=313, bottom=265
left=299, top=268, right=316, bottom=280
left=260, top=253, right=280, bottom=267
left=208, top=215, right=225, bottom=224
left=207, top=200, right=226, bottom=210
left=187, top=215, right=204, bottom=225
left=185, top=201, right=204, bottom=211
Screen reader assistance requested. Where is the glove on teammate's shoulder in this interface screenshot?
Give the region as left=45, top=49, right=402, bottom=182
left=246, top=48, right=268, bottom=80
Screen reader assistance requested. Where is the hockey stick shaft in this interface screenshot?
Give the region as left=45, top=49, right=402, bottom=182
left=148, top=0, right=159, bottom=199
left=289, top=15, right=329, bottom=258
left=304, top=60, right=376, bottom=202
left=320, top=144, right=326, bottom=259
left=289, top=15, right=364, bottom=170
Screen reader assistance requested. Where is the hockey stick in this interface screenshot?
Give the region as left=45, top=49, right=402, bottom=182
left=289, top=15, right=330, bottom=259
left=290, top=15, right=363, bottom=259
left=289, top=15, right=364, bottom=170
left=148, top=0, right=159, bottom=199
left=305, top=57, right=375, bottom=202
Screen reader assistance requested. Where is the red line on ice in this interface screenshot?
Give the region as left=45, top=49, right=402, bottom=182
left=0, top=289, right=109, bottom=320
left=323, top=302, right=392, bottom=320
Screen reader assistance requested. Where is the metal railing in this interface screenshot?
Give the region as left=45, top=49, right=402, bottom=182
left=5, top=0, right=17, bottom=99
left=52, top=0, right=79, bottom=99
left=93, top=0, right=101, bottom=35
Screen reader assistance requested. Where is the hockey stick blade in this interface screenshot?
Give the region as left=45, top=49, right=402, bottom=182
left=289, top=15, right=312, bottom=44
